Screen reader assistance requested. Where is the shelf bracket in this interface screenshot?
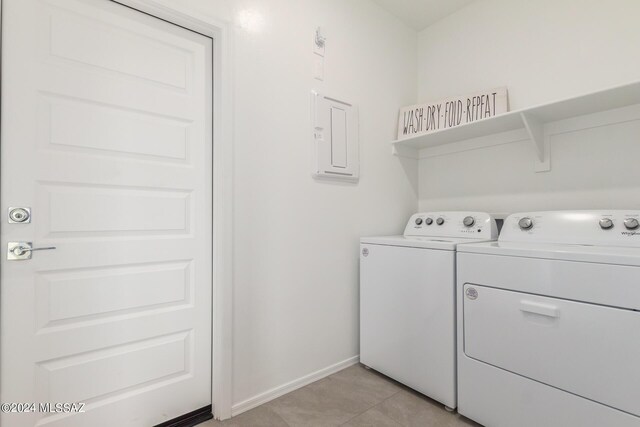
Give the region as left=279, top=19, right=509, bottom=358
left=520, top=112, right=550, bottom=172
left=391, top=143, right=419, bottom=159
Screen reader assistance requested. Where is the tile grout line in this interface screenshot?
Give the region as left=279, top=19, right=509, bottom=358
left=276, top=409, right=293, bottom=427
left=338, top=388, right=404, bottom=426
left=265, top=399, right=297, bottom=427
left=372, top=392, right=409, bottom=427
left=261, top=366, right=406, bottom=427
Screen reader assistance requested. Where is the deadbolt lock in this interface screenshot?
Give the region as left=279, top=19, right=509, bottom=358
left=8, top=207, right=31, bottom=224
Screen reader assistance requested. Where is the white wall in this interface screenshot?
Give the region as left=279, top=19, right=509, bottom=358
left=153, top=0, right=418, bottom=411
left=417, top=0, right=640, bottom=213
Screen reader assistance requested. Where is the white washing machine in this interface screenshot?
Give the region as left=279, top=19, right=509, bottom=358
left=360, top=212, right=498, bottom=409
left=457, top=210, right=640, bottom=427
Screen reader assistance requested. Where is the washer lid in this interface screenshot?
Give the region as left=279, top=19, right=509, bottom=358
left=360, top=235, right=495, bottom=251
left=458, top=241, right=640, bottom=266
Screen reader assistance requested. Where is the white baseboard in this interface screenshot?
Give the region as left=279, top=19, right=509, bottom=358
left=230, top=355, right=360, bottom=417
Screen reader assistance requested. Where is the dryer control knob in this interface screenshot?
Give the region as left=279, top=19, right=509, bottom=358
left=415, top=218, right=423, bottom=226
left=425, top=218, right=433, bottom=225
left=599, top=218, right=614, bottom=230
left=624, top=218, right=639, bottom=230
left=436, top=217, right=445, bottom=226
left=463, top=216, right=475, bottom=227
left=518, top=217, right=533, bottom=230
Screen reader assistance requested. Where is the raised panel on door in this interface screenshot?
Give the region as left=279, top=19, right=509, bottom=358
left=1, top=0, right=213, bottom=426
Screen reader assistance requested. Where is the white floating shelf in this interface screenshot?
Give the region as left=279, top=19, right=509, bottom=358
left=391, top=80, right=640, bottom=171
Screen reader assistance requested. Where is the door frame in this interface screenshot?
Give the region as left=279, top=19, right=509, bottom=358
left=0, top=0, right=235, bottom=421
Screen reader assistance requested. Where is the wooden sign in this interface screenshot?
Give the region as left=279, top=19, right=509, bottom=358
left=397, top=87, right=508, bottom=139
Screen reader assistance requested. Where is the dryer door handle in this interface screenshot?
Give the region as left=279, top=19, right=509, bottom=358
left=519, top=300, right=559, bottom=318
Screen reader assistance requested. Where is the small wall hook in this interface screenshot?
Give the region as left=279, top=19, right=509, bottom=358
left=315, top=27, right=326, bottom=48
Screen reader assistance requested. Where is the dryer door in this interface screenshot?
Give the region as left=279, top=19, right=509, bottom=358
left=462, top=284, right=640, bottom=418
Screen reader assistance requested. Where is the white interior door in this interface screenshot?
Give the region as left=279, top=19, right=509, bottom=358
left=1, top=0, right=213, bottom=425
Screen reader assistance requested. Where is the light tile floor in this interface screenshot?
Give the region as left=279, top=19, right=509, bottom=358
left=203, top=364, right=482, bottom=427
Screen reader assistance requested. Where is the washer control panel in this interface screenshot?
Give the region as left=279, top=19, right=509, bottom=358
left=404, top=212, right=498, bottom=240
left=502, top=211, right=640, bottom=247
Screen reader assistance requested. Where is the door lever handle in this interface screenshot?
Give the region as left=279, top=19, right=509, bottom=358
left=12, top=245, right=56, bottom=256
left=7, top=242, right=56, bottom=260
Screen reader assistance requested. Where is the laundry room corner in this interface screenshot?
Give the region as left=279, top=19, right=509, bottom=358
left=226, top=0, right=420, bottom=413
left=7, top=1, right=640, bottom=426
left=415, top=0, right=640, bottom=215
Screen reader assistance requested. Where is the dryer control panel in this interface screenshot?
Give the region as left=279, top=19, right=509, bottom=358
left=404, top=212, right=498, bottom=240
left=501, top=210, right=640, bottom=247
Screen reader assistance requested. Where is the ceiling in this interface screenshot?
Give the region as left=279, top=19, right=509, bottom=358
left=372, top=0, right=476, bottom=31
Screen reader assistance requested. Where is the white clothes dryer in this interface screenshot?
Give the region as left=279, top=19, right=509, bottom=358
left=457, top=210, right=640, bottom=427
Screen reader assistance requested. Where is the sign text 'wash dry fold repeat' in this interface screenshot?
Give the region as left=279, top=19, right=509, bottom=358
left=397, top=87, right=509, bottom=140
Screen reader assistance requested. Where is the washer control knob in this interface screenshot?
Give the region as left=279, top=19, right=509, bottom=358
left=599, top=218, right=614, bottom=230
left=463, top=216, right=475, bottom=227
left=624, top=218, right=639, bottom=230
left=425, top=218, right=433, bottom=225
left=415, top=218, right=423, bottom=226
left=518, top=217, right=534, bottom=230
left=436, top=217, right=445, bottom=226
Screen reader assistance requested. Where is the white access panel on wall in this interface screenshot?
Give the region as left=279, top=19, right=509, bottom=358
left=311, top=91, right=359, bottom=181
